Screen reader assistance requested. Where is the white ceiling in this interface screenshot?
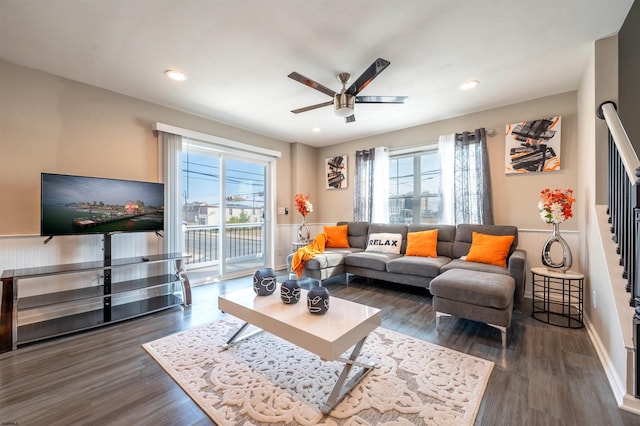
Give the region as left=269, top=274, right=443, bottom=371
left=0, top=0, right=634, bottom=147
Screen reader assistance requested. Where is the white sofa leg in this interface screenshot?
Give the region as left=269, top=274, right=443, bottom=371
left=488, top=323, right=508, bottom=348
left=435, top=311, right=450, bottom=334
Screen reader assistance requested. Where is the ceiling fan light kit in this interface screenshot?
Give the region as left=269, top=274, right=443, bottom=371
left=288, top=58, right=406, bottom=123
left=334, top=93, right=355, bottom=117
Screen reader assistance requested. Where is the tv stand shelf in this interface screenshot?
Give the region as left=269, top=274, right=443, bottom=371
left=0, top=250, right=191, bottom=353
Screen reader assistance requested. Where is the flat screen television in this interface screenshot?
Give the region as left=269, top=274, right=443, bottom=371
left=41, top=173, right=165, bottom=236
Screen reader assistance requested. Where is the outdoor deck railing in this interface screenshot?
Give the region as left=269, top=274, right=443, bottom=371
left=183, top=223, right=264, bottom=266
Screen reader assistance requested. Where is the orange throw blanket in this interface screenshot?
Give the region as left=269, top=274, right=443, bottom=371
left=290, top=233, right=326, bottom=278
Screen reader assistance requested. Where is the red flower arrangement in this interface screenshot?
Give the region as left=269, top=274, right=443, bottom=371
left=538, top=188, right=575, bottom=223
left=294, top=193, right=313, bottom=217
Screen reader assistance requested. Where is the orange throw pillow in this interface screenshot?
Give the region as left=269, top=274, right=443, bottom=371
left=405, top=229, right=438, bottom=257
left=465, top=232, right=515, bottom=267
left=323, top=224, right=350, bottom=248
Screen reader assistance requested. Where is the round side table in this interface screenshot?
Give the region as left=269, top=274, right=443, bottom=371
left=292, top=241, right=308, bottom=252
left=531, top=267, right=584, bottom=328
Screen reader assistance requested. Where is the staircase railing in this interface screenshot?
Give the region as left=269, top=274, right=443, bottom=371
left=597, top=101, right=640, bottom=306
left=596, top=101, right=640, bottom=397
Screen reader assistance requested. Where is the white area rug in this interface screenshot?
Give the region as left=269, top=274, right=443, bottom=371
left=143, top=317, right=493, bottom=425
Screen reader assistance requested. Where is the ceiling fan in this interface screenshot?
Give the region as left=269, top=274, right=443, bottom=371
left=288, top=58, right=407, bottom=123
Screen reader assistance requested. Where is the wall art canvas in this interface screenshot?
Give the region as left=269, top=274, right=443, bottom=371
left=504, top=116, right=561, bottom=174
left=325, top=155, right=347, bottom=189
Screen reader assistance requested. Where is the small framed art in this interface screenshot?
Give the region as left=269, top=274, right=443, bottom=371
left=325, top=155, right=347, bottom=189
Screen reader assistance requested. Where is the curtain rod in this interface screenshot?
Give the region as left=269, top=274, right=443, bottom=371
left=458, top=128, right=497, bottom=137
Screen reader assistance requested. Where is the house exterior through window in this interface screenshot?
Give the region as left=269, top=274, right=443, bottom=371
left=388, top=146, right=442, bottom=224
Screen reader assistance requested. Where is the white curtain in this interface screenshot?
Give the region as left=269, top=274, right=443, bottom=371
left=371, top=147, right=389, bottom=223
left=438, top=128, right=493, bottom=225
left=158, top=131, right=183, bottom=254
left=354, top=146, right=389, bottom=223
left=438, top=134, right=456, bottom=224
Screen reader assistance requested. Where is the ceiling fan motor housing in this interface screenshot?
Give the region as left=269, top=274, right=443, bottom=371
left=334, top=93, right=355, bottom=117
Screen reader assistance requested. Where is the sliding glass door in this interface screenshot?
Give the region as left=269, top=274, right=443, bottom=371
left=181, top=141, right=267, bottom=283
left=222, top=157, right=266, bottom=275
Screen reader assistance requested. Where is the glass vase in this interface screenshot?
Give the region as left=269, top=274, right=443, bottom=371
left=541, top=222, right=572, bottom=272
left=297, top=216, right=310, bottom=243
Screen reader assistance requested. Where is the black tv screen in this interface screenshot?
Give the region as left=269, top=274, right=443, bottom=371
left=41, top=173, right=165, bottom=236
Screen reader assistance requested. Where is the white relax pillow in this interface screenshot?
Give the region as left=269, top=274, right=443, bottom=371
left=365, top=233, right=403, bottom=254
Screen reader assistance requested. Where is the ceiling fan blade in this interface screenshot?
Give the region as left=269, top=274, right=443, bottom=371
left=346, top=58, right=390, bottom=96
left=355, top=95, right=408, bottom=104
left=288, top=72, right=336, bottom=98
left=345, top=114, right=356, bottom=123
left=291, top=100, right=333, bottom=114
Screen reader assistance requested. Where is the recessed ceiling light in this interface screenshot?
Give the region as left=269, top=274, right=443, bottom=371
left=165, top=69, right=187, bottom=81
left=312, top=127, right=321, bottom=133
left=460, top=80, right=479, bottom=90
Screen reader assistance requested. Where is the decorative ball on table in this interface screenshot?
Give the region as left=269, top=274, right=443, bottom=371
left=280, top=279, right=301, bottom=304
left=253, top=267, right=277, bottom=296
left=307, top=286, right=330, bottom=315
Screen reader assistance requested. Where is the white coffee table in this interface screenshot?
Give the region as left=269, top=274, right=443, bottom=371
left=218, top=284, right=382, bottom=413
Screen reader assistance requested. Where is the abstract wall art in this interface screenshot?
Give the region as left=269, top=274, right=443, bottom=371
left=325, top=155, right=348, bottom=189
left=504, top=116, right=561, bottom=174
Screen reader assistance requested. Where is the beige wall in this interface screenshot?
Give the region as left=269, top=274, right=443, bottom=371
left=289, top=142, right=318, bottom=222
left=314, top=92, right=579, bottom=231
left=0, top=59, right=291, bottom=236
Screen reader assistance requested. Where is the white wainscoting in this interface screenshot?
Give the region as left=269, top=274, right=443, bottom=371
left=0, top=233, right=165, bottom=296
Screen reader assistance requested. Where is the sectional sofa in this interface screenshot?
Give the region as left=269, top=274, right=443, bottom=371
left=289, top=221, right=526, bottom=307
left=287, top=221, right=527, bottom=347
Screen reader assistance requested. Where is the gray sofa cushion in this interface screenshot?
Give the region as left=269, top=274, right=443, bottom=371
left=344, top=251, right=402, bottom=272
left=304, top=248, right=362, bottom=269
left=452, top=224, right=518, bottom=259
left=407, top=224, right=456, bottom=258
left=338, top=221, right=369, bottom=249
left=430, top=269, right=515, bottom=310
left=440, top=258, right=511, bottom=276
left=386, top=255, right=452, bottom=278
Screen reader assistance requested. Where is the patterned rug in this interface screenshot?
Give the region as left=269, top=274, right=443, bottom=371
left=142, top=317, right=493, bottom=425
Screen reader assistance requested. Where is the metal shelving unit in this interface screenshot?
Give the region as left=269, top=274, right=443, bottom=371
left=0, top=235, right=190, bottom=352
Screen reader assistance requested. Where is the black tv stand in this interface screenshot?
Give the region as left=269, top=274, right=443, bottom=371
left=0, top=234, right=191, bottom=353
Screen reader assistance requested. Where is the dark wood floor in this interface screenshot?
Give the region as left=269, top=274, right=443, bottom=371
left=1, top=274, right=639, bottom=425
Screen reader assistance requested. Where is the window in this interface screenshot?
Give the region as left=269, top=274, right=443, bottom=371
left=156, top=122, right=281, bottom=283
left=181, top=142, right=269, bottom=278
left=388, top=146, right=442, bottom=224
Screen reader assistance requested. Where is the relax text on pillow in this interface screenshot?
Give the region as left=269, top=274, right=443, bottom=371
left=365, top=233, right=403, bottom=254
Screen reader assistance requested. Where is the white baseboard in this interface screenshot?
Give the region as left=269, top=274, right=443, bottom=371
left=585, top=315, right=640, bottom=414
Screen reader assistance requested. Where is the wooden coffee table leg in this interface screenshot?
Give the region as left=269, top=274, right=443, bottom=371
left=321, top=335, right=375, bottom=414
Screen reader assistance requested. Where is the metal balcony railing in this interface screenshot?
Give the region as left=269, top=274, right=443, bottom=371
left=183, top=223, right=264, bottom=267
